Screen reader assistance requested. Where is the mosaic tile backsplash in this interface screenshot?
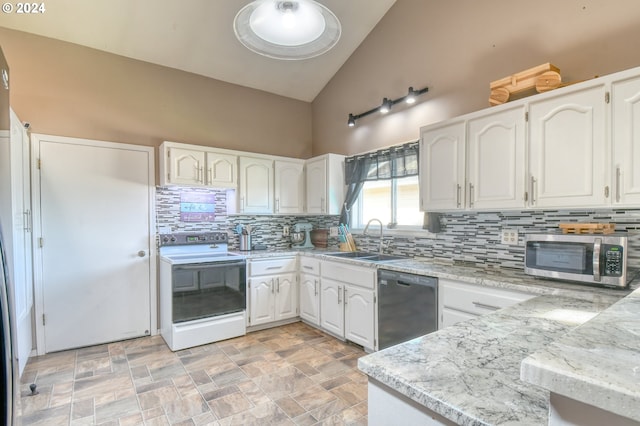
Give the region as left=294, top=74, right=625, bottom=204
left=156, top=186, right=640, bottom=270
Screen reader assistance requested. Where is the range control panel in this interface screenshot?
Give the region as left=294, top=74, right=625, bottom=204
left=603, top=245, right=623, bottom=276
left=159, top=232, right=228, bottom=246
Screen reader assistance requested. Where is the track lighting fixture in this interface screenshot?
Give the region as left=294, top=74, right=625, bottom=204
left=347, top=86, right=428, bottom=127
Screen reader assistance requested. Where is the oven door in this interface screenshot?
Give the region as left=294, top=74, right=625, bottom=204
left=171, top=259, right=246, bottom=323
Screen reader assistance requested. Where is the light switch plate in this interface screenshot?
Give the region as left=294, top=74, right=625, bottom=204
left=501, top=229, right=519, bottom=245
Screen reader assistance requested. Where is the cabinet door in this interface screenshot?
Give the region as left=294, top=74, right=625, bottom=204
left=248, top=277, right=274, bottom=326
left=239, top=156, right=273, bottom=213
left=612, top=75, right=640, bottom=205
left=274, top=273, right=298, bottom=321
left=306, top=157, right=327, bottom=213
left=344, top=285, right=375, bottom=350
left=528, top=84, right=607, bottom=208
left=168, top=147, right=205, bottom=185
left=467, top=106, right=526, bottom=209
left=320, top=278, right=344, bottom=338
left=419, top=121, right=466, bottom=211
left=206, top=152, right=237, bottom=188
left=299, top=272, right=320, bottom=325
left=275, top=160, right=305, bottom=214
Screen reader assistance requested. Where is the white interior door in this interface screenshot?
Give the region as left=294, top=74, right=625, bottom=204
left=33, top=135, right=154, bottom=353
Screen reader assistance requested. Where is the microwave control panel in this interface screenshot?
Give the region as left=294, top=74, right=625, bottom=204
left=603, top=245, right=623, bottom=276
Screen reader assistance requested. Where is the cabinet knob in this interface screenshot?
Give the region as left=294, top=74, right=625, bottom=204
left=137, top=250, right=146, bottom=257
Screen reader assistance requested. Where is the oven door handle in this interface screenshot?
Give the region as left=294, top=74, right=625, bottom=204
left=593, top=238, right=602, bottom=282
left=173, top=260, right=246, bottom=270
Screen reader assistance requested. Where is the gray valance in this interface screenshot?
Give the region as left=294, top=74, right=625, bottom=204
left=345, top=140, right=419, bottom=185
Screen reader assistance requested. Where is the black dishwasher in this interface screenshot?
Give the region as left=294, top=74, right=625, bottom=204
left=377, top=269, right=438, bottom=349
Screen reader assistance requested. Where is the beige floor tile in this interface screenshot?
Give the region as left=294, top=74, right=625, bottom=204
left=19, top=322, right=368, bottom=426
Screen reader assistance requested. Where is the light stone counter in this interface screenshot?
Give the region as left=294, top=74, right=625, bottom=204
left=358, top=294, right=617, bottom=425
left=521, top=287, right=640, bottom=423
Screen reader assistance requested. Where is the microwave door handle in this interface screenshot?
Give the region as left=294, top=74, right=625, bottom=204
left=593, top=238, right=602, bottom=282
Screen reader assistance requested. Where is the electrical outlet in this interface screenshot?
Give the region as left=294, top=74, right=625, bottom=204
left=501, top=229, right=519, bottom=245
left=329, top=226, right=339, bottom=237
left=282, top=225, right=290, bottom=237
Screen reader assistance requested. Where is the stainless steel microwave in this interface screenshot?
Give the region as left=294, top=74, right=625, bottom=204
left=524, top=233, right=628, bottom=288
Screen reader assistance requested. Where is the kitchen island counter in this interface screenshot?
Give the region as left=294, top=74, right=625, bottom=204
left=358, top=293, right=621, bottom=425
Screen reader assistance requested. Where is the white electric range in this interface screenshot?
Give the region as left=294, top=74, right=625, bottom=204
left=159, top=232, right=247, bottom=351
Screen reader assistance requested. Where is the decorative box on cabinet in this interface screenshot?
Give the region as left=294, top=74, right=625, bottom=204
left=247, top=257, right=298, bottom=328
left=305, top=153, right=345, bottom=215
left=159, top=141, right=237, bottom=188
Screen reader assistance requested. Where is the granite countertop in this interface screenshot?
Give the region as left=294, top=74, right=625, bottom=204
left=358, top=294, right=618, bottom=425
left=521, top=287, right=640, bottom=422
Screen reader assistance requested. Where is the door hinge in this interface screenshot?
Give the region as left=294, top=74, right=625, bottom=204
left=605, top=186, right=610, bottom=198
left=42, top=314, right=45, bottom=326
left=524, top=191, right=529, bottom=202
left=167, top=173, right=170, bottom=181
left=373, top=295, right=377, bottom=303
left=525, top=111, right=529, bottom=122
left=605, top=91, right=610, bottom=104
left=38, top=237, right=44, bottom=248
left=37, top=158, right=41, bottom=169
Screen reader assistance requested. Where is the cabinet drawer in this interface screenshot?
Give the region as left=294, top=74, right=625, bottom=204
left=299, top=257, right=321, bottom=275
left=322, top=261, right=375, bottom=289
left=249, top=257, right=297, bottom=276
left=441, top=279, right=532, bottom=316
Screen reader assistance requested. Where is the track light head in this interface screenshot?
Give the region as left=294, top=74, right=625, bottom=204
left=406, top=87, right=416, bottom=104
left=380, top=97, right=392, bottom=114
left=347, top=113, right=356, bottom=127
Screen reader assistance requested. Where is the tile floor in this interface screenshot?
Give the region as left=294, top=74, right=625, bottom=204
left=18, top=322, right=369, bottom=425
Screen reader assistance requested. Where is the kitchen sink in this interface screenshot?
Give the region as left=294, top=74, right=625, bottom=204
left=325, top=251, right=408, bottom=263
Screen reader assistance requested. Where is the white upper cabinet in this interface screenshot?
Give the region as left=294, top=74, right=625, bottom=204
left=467, top=105, right=526, bottom=210
left=612, top=74, right=640, bottom=206
left=527, top=84, right=607, bottom=208
left=274, top=159, right=305, bottom=214
left=207, top=152, right=237, bottom=188
left=305, top=153, right=345, bottom=215
left=420, top=121, right=466, bottom=211
left=160, top=142, right=237, bottom=188
left=239, top=156, right=274, bottom=213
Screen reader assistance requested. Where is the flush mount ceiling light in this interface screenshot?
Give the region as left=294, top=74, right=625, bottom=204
left=234, top=0, right=342, bottom=60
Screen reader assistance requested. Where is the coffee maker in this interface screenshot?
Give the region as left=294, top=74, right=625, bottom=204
left=291, top=223, right=314, bottom=248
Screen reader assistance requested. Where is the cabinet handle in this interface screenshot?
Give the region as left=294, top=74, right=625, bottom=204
left=472, top=301, right=500, bottom=311
left=616, top=167, right=621, bottom=202
left=23, top=210, right=31, bottom=232
left=338, top=286, right=342, bottom=304
left=469, top=183, right=474, bottom=208
left=321, top=197, right=325, bottom=213
left=277, top=277, right=280, bottom=293
left=193, top=165, right=199, bottom=181
left=271, top=278, right=275, bottom=294
left=240, top=197, right=245, bottom=213
left=208, top=167, right=212, bottom=184
left=303, top=265, right=313, bottom=270
left=530, top=176, right=537, bottom=205
left=344, top=288, right=348, bottom=305
left=314, top=279, right=318, bottom=296
left=456, top=184, right=461, bottom=208
left=276, top=198, right=280, bottom=213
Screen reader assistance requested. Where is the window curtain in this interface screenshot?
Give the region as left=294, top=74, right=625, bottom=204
left=339, top=141, right=419, bottom=226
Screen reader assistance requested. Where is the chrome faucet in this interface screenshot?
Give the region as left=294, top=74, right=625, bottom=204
left=363, top=218, right=384, bottom=254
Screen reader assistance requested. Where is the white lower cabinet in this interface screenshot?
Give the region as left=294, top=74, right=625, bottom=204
left=438, top=279, right=534, bottom=329
left=320, top=260, right=376, bottom=351
left=247, top=257, right=298, bottom=327
left=299, top=257, right=321, bottom=326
